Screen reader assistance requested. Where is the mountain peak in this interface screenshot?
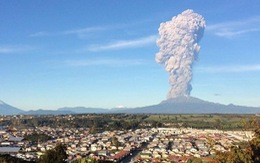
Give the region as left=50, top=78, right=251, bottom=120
left=0, top=100, right=23, bottom=115
left=161, top=96, right=207, bottom=104
left=0, top=100, right=5, bottom=105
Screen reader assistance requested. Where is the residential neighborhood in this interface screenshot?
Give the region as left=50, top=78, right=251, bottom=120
left=0, top=115, right=254, bottom=162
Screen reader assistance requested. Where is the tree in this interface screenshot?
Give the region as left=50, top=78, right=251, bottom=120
left=71, top=158, right=88, bottom=163
left=111, top=136, right=119, bottom=150
left=215, top=119, right=260, bottom=163
left=187, top=158, right=203, bottom=163
left=24, top=132, right=52, bottom=145
left=71, top=157, right=114, bottom=163
left=0, top=154, right=33, bottom=163
left=89, top=124, right=97, bottom=134
left=214, top=118, right=222, bottom=130
left=249, top=119, right=260, bottom=162
left=38, top=143, right=67, bottom=163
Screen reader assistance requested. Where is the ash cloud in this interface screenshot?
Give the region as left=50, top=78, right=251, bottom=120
left=155, top=9, right=206, bottom=99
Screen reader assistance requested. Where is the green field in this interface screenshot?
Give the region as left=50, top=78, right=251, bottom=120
left=143, top=114, right=259, bottom=130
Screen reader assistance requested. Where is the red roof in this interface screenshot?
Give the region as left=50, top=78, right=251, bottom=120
left=109, top=150, right=130, bottom=160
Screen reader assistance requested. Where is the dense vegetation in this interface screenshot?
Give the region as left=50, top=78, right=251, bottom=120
left=0, top=114, right=260, bottom=132
left=186, top=119, right=260, bottom=163
left=0, top=114, right=258, bottom=131
left=37, top=143, right=67, bottom=163
left=214, top=119, right=260, bottom=162
left=0, top=154, right=33, bottom=163
left=24, top=132, right=52, bottom=145
left=71, top=157, right=114, bottom=163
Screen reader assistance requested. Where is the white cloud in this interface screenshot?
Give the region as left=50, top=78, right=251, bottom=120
left=29, top=19, right=156, bottom=38
left=29, top=31, right=50, bottom=37
left=29, top=26, right=107, bottom=37
left=215, top=28, right=260, bottom=38
left=207, top=16, right=260, bottom=38
left=62, top=27, right=106, bottom=35
left=88, top=35, right=157, bottom=51
left=197, top=64, right=260, bottom=73
left=65, top=58, right=146, bottom=67
left=0, top=45, right=34, bottom=54
left=0, top=47, right=14, bottom=53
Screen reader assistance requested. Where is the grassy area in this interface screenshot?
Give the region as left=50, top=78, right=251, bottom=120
left=143, top=114, right=259, bottom=130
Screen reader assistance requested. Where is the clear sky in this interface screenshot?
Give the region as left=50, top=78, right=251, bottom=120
left=1, top=0, right=260, bottom=110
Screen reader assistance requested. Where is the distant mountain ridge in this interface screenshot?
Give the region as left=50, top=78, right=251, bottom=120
left=0, top=100, right=24, bottom=115
left=0, top=97, right=259, bottom=115
left=58, top=107, right=108, bottom=114
left=22, top=109, right=74, bottom=115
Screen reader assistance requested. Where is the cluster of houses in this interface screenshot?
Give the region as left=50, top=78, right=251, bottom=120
left=0, top=124, right=254, bottom=162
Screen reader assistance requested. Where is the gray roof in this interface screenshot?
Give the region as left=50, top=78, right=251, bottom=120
left=0, top=147, right=20, bottom=153
left=8, top=137, right=23, bottom=142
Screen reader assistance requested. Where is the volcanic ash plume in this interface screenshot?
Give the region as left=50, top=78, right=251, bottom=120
left=155, top=9, right=205, bottom=99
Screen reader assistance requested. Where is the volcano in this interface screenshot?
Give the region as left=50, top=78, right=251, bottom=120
left=0, top=100, right=23, bottom=115
left=115, top=96, right=260, bottom=114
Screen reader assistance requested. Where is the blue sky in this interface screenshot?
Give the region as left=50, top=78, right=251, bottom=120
left=1, top=1, right=260, bottom=110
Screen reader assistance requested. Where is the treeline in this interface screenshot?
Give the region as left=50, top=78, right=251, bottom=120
left=0, top=154, right=34, bottom=163
left=0, top=114, right=258, bottom=131
left=0, top=114, right=149, bottom=131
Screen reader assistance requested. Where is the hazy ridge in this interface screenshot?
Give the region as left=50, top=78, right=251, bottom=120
left=0, top=96, right=259, bottom=115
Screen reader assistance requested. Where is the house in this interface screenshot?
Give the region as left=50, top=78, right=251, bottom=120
left=0, top=147, right=20, bottom=154
left=140, top=152, right=152, bottom=159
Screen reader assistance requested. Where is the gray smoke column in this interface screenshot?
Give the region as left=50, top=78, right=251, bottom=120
left=156, top=9, right=205, bottom=99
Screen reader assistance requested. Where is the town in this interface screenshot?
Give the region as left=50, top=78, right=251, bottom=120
left=0, top=114, right=257, bottom=162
